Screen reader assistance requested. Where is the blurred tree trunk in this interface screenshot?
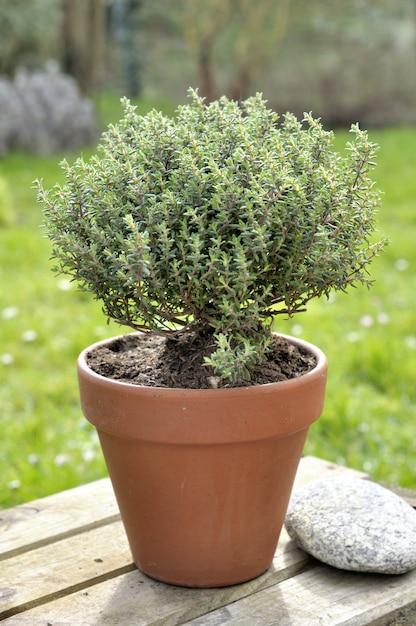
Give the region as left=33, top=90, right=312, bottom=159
left=110, top=0, right=144, bottom=98
left=62, top=0, right=106, bottom=92
left=228, top=0, right=291, bottom=101
left=197, top=46, right=216, bottom=103
left=168, top=0, right=291, bottom=101
left=178, top=0, right=234, bottom=101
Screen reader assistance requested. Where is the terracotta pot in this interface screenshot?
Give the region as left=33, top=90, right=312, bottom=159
left=77, top=333, right=327, bottom=587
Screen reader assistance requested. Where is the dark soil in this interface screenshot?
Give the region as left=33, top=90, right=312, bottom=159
left=86, top=332, right=317, bottom=389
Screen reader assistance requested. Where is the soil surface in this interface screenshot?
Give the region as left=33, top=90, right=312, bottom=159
left=86, top=332, right=317, bottom=389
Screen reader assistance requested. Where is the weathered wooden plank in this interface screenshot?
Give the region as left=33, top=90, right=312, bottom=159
left=0, top=478, right=119, bottom=559
left=3, top=554, right=416, bottom=626
left=0, top=530, right=312, bottom=625
left=293, top=456, right=368, bottom=489
left=183, top=565, right=416, bottom=626
left=0, top=519, right=133, bottom=619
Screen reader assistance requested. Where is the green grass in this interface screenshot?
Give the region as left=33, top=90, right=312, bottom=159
left=1, top=108, right=416, bottom=508
left=295, top=127, right=416, bottom=487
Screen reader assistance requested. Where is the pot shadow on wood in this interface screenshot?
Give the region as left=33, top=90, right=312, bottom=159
left=95, top=533, right=310, bottom=625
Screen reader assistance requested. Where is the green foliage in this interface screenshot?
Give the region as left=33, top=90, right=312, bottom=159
left=0, top=176, right=12, bottom=226
left=39, top=90, right=384, bottom=382
left=0, top=0, right=62, bottom=74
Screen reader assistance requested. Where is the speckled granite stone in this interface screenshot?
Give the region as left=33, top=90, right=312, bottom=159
left=285, top=477, right=416, bottom=574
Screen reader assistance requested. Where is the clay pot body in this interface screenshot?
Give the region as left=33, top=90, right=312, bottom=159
left=78, top=333, right=327, bottom=587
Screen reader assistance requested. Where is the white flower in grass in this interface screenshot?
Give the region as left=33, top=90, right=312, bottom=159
left=82, top=449, right=96, bottom=463
left=54, top=453, right=69, bottom=467
left=377, top=312, right=389, bottom=325
left=8, top=479, right=21, bottom=490
left=1, top=353, right=14, bottom=365
left=2, top=306, right=19, bottom=320
left=363, top=460, right=374, bottom=473
left=395, top=258, right=409, bottom=271
left=346, top=331, right=363, bottom=343
left=22, top=329, right=38, bottom=342
left=405, top=336, right=416, bottom=349
left=28, top=454, right=39, bottom=465
left=58, top=279, right=72, bottom=291
left=291, top=324, right=303, bottom=336
left=360, top=315, right=374, bottom=328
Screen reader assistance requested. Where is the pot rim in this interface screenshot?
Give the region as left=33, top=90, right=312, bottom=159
left=77, top=332, right=328, bottom=442
left=77, top=332, right=327, bottom=398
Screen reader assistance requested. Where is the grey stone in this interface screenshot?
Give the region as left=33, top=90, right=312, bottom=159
left=285, top=476, right=416, bottom=574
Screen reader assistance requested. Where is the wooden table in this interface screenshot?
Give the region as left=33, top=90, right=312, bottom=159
left=1, top=456, right=415, bottom=625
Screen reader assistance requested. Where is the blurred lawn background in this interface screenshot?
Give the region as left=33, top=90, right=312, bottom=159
left=1, top=93, right=415, bottom=508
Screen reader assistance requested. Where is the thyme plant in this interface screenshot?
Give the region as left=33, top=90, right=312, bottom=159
left=39, top=90, right=385, bottom=382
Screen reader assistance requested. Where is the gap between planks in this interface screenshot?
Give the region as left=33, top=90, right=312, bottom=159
left=0, top=513, right=121, bottom=563
left=0, top=563, right=136, bottom=621
left=0, top=477, right=120, bottom=561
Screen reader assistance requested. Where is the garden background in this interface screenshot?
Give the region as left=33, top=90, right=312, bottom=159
left=1, top=0, right=416, bottom=508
